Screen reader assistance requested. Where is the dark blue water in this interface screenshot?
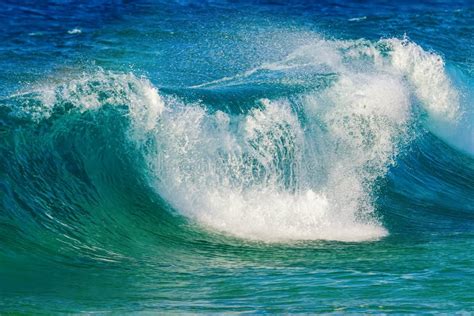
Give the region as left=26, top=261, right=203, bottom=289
left=1, top=0, right=473, bottom=313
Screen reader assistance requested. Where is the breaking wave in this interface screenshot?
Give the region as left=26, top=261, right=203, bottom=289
left=1, top=37, right=469, bottom=245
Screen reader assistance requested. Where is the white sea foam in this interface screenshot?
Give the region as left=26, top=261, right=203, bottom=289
left=348, top=16, right=367, bottom=22
left=135, top=74, right=411, bottom=241
left=142, top=94, right=399, bottom=242
left=11, top=71, right=163, bottom=124
left=68, top=28, right=82, bottom=35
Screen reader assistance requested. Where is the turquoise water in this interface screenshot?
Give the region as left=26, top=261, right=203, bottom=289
left=1, top=0, right=473, bottom=313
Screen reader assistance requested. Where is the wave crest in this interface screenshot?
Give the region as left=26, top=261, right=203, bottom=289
left=6, top=36, right=465, bottom=242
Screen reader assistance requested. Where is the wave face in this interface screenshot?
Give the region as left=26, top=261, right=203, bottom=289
left=1, top=0, right=473, bottom=313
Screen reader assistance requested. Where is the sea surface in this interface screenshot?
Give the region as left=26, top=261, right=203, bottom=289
left=0, top=0, right=473, bottom=313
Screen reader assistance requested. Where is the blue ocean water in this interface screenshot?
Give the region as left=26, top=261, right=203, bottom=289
left=0, top=0, right=473, bottom=313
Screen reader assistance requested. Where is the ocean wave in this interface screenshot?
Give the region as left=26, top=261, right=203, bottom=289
left=2, top=37, right=469, bottom=244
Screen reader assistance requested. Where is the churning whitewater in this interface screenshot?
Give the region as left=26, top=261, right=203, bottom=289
left=7, top=37, right=463, bottom=242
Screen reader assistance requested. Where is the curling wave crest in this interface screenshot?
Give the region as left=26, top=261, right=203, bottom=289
left=9, top=37, right=463, bottom=242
